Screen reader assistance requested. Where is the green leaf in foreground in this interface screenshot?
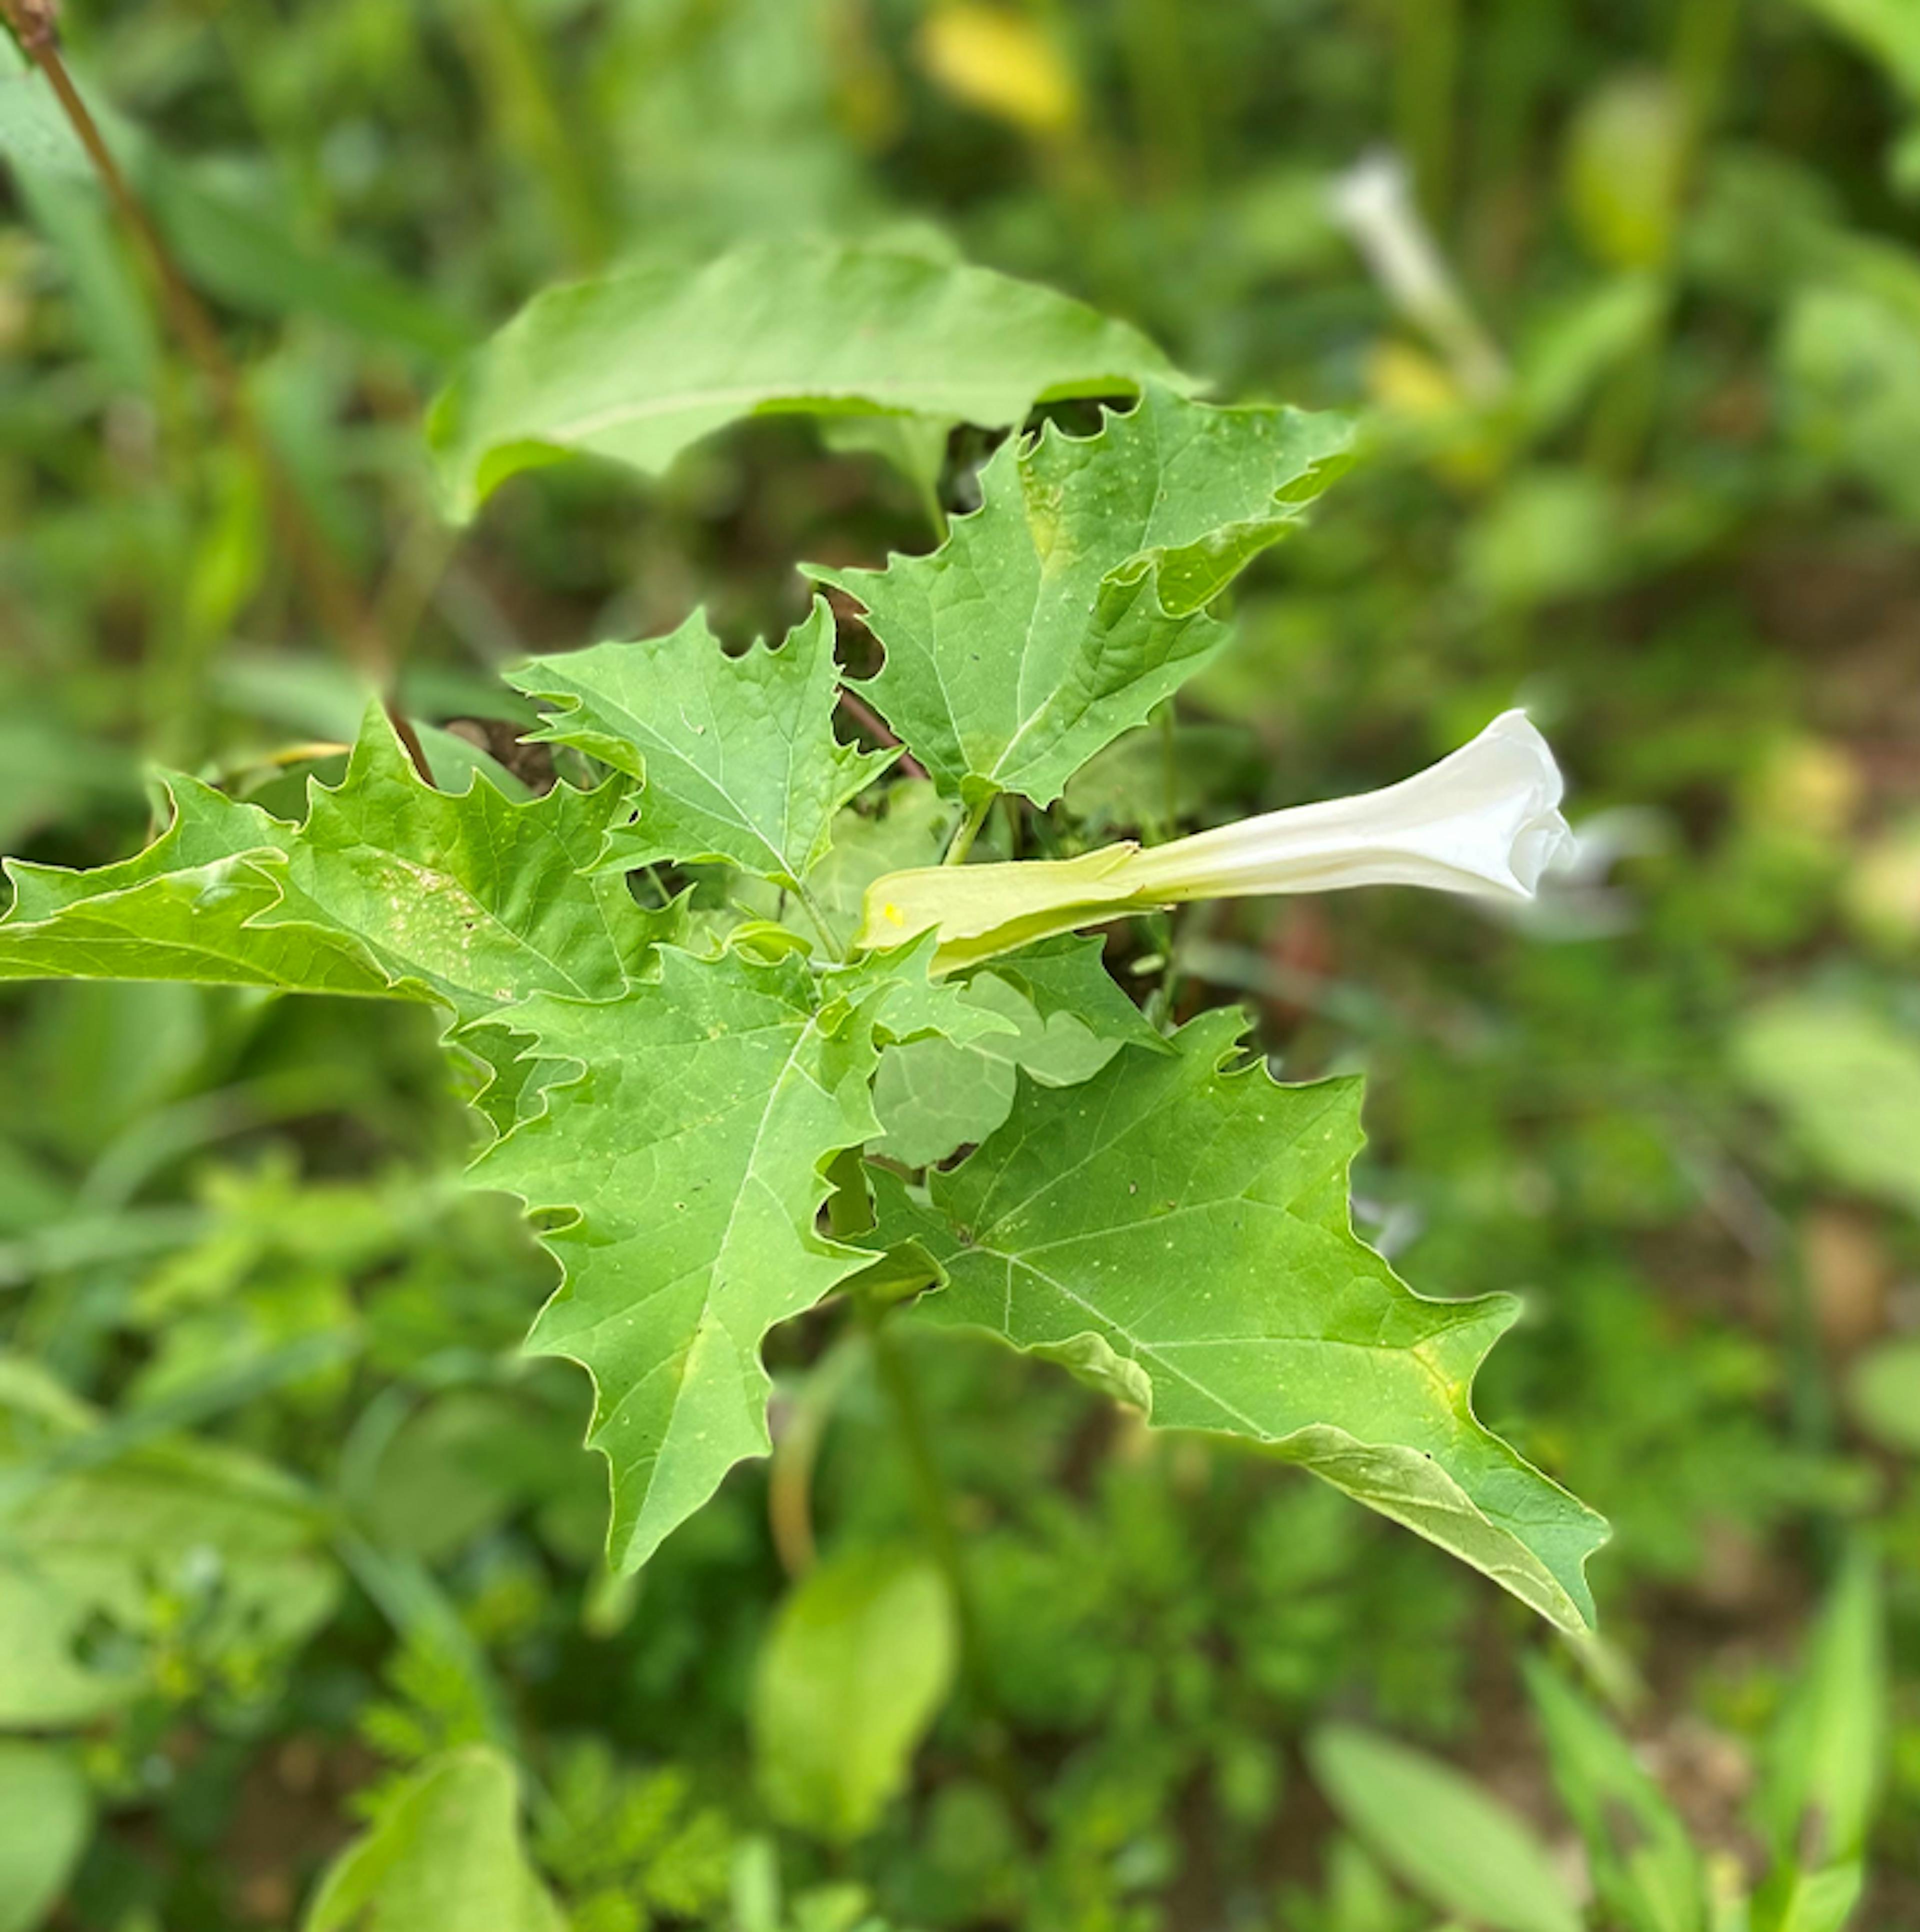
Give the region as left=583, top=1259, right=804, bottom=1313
left=1309, top=1724, right=1583, bottom=1932
left=428, top=238, right=1193, bottom=518
left=303, top=1746, right=564, bottom=1932
left=510, top=598, right=892, bottom=894
left=809, top=384, right=1356, bottom=808
left=264, top=710, right=656, bottom=1021
left=0, top=708, right=658, bottom=1024
left=0, top=778, right=389, bottom=996
left=754, top=1546, right=957, bottom=1843
left=872, top=1009, right=1606, bottom=1628
left=471, top=948, right=894, bottom=1573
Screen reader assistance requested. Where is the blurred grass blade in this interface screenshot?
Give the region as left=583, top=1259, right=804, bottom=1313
left=1753, top=1550, right=1885, bottom=1930
left=1308, top=1724, right=1584, bottom=1932
left=1524, top=1656, right=1708, bottom=1932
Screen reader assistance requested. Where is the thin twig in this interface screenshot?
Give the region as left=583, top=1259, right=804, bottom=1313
left=837, top=684, right=924, bottom=778
left=1, top=0, right=434, bottom=783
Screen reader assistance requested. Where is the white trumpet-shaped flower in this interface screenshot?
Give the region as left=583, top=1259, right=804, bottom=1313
left=858, top=710, right=1576, bottom=970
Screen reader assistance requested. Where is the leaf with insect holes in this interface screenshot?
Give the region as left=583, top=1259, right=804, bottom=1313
left=468, top=938, right=988, bottom=1574
left=808, top=384, right=1356, bottom=809
left=426, top=237, right=1195, bottom=518
left=510, top=600, right=894, bottom=897
left=870, top=1008, right=1607, bottom=1630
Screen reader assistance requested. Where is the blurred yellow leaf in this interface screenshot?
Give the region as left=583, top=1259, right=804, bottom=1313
left=1749, top=738, right=1862, bottom=840
left=1565, top=74, right=1686, bottom=270
left=1846, top=812, right=1920, bottom=947
left=1366, top=338, right=1462, bottom=418
left=916, top=4, right=1080, bottom=136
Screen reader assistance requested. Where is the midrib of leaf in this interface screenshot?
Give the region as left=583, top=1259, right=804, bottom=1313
left=516, top=992, right=864, bottom=1556
left=602, top=688, right=792, bottom=877
left=984, top=487, right=1184, bottom=788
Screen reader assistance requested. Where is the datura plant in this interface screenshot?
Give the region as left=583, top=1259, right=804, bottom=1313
left=0, top=246, right=1607, bottom=1632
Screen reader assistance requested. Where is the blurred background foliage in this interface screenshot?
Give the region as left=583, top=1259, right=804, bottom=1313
left=2, top=0, right=1920, bottom=1925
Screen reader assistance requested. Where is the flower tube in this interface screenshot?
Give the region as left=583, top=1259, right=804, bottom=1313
left=857, top=710, right=1576, bottom=970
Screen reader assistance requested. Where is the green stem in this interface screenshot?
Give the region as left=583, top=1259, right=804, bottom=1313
left=861, top=1304, right=993, bottom=1716
left=1590, top=0, right=1742, bottom=476
left=792, top=881, right=848, bottom=962
left=944, top=792, right=995, bottom=866
left=1395, top=0, right=1460, bottom=230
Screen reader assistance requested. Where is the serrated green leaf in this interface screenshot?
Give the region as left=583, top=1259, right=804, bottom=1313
left=470, top=948, right=893, bottom=1573
left=1310, top=1726, right=1584, bottom=1932
left=872, top=936, right=1166, bottom=1167
left=0, top=1742, right=91, bottom=1932
left=0, top=709, right=661, bottom=1028
left=427, top=238, right=1194, bottom=518
left=808, top=385, right=1355, bottom=808
left=754, top=1547, right=957, bottom=1844
left=510, top=600, right=893, bottom=896
left=0, top=779, right=391, bottom=996
left=1523, top=1658, right=1708, bottom=1932
left=992, top=934, right=1167, bottom=1052
left=872, top=1010, right=1606, bottom=1629
left=820, top=933, right=1022, bottom=1051
left=260, top=706, right=658, bottom=1022
left=302, top=1746, right=565, bottom=1932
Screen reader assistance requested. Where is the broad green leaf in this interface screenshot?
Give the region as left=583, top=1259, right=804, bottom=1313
left=872, top=936, right=1167, bottom=1167
left=808, top=384, right=1356, bottom=808
left=470, top=948, right=896, bottom=1574
left=753, top=1547, right=958, bottom=1842
left=260, top=708, right=656, bottom=1022
left=1734, top=998, right=1920, bottom=1216
left=0, top=780, right=389, bottom=996
left=303, top=1746, right=566, bottom=1932
left=1754, top=1552, right=1884, bottom=1919
left=0, top=1743, right=91, bottom=1932
left=872, top=1010, right=1606, bottom=1629
left=1524, top=1658, right=1708, bottom=1932
left=427, top=238, right=1193, bottom=518
left=1309, top=1725, right=1584, bottom=1932
left=509, top=600, right=892, bottom=894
